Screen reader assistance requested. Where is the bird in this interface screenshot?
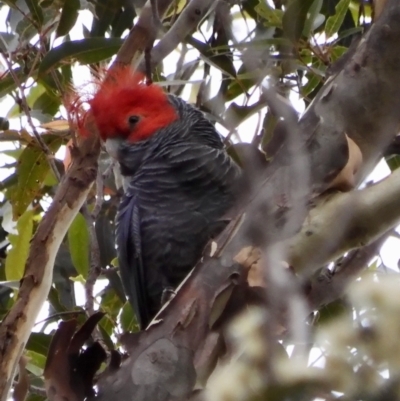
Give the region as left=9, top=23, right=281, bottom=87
left=89, top=67, right=241, bottom=329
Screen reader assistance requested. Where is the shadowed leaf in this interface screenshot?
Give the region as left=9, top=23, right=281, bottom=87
left=25, top=0, right=43, bottom=25
left=5, top=210, right=34, bottom=280
left=8, top=134, right=62, bottom=219
left=282, top=0, right=315, bottom=42
left=38, top=38, right=123, bottom=75
left=56, top=0, right=80, bottom=37
left=68, top=213, right=90, bottom=278
left=26, top=333, right=52, bottom=356
left=325, top=0, right=352, bottom=38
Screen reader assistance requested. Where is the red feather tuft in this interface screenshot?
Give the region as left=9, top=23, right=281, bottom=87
left=89, top=67, right=178, bottom=142
left=63, top=87, right=91, bottom=138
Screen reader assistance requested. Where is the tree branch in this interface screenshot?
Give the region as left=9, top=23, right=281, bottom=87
left=112, top=0, right=175, bottom=68
left=137, top=0, right=216, bottom=73
left=286, top=167, right=400, bottom=274
left=0, top=132, right=100, bottom=401
left=299, top=0, right=400, bottom=185
left=306, top=231, right=389, bottom=310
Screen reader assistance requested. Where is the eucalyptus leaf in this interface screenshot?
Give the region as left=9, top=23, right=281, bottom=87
left=38, top=38, right=123, bottom=75
left=325, top=0, right=352, bottom=38
left=68, top=212, right=90, bottom=278
left=5, top=209, right=34, bottom=281
left=56, top=0, right=80, bottom=37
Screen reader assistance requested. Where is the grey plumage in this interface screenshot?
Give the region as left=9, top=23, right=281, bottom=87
left=115, top=95, right=240, bottom=329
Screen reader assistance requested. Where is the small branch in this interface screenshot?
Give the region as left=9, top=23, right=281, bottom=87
left=113, top=0, right=175, bottom=68
left=286, top=167, right=400, bottom=275
left=307, top=231, right=389, bottom=310
left=137, top=0, right=217, bottom=73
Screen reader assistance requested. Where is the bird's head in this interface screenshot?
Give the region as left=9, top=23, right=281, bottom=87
left=89, top=68, right=178, bottom=149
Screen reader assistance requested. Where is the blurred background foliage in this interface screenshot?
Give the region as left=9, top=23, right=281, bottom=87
left=3, top=0, right=398, bottom=400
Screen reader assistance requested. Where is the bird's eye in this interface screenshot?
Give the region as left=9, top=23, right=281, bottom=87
left=128, top=115, right=140, bottom=127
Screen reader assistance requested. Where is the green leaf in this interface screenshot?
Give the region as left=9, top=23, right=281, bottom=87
left=39, top=68, right=69, bottom=93
left=68, top=213, right=90, bottom=277
left=56, top=0, right=80, bottom=37
left=0, top=68, right=23, bottom=98
left=26, top=333, right=52, bottom=356
left=187, top=37, right=236, bottom=78
left=25, top=350, right=46, bottom=376
left=386, top=155, right=400, bottom=171
left=120, top=301, right=139, bottom=332
left=282, top=0, right=315, bottom=42
left=325, top=0, right=351, bottom=38
left=33, top=91, right=61, bottom=116
left=0, top=32, right=19, bottom=52
left=43, top=169, right=58, bottom=186
left=8, top=135, right=62, bottom=219
left=111, top=5, right=135, bottom=38
left=7, top=84, right=46, bottom=118
left=101, top=287, right=123, bottom=319
left=261, top=112, right=278, bottom=154
left=48, top=286, right=69, bottom=313
left=329, top=45, right=349, bottom=63
left=301, top=60, right=325, bottom=98
left=25, top=0, right=44, bottom=26
left=5, top=210, right=34, bottom=281
left=91, top=1, right=121, bottom=37
left=302, top=0, right=323, bottom=38
left=315, top=299, right=350, bottom=326
left=334, top=26, right=363, bottom=44
left=38, top=38, right=123, bottom=75
left=254, top=1, right=283, bottom=27
left=98, top=322, right=114, bottom=350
